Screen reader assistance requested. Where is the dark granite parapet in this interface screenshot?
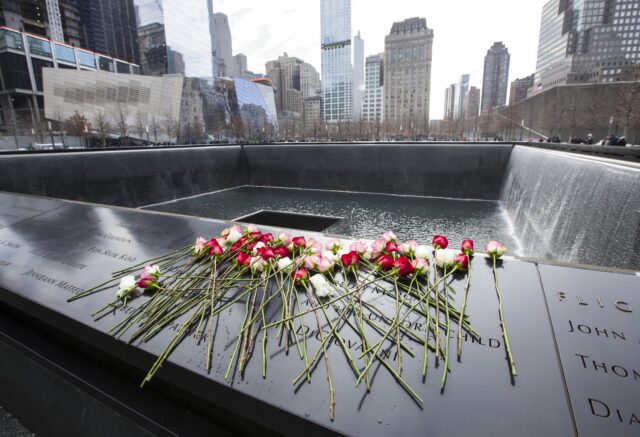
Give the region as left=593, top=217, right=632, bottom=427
left=0, top=146, right=244, bottom=207
left=0, top=144, right=513, bottom=206
left=243, top=143, right=513, bottom=200
left=1, top=191, right=638, bottom=435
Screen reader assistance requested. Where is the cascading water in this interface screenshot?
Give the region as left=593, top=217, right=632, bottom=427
left=502, top=146, right=640, bottom=271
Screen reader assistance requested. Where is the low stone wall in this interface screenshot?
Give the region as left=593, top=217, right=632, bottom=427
left=0, top=143, right=514, bottom=205
left=0, top=145, right=244, bottom=207
left=243, top=143, right=513, bottom=200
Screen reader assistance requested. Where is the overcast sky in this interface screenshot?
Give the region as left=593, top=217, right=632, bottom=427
left=214, top=0, right=548, bottom=119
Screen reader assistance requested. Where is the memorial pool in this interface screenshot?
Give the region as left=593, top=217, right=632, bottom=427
left=144, top=186, right=522, bottom=252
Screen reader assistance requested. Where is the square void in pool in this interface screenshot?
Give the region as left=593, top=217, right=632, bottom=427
left=233, top=210, right=342, bottom=232
left=144, top=186, right=521, bottom=251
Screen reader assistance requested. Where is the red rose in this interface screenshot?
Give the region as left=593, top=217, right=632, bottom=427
left=340, top=250, right=360, bottom=267
left=249, top=231, right=262, bottom=240
left=375, top=254, right=395, bottom=270
left=259, top=233, right=274, bottom=244
left=246, top=242, right=257, bottom=252
left=236, top=251, right=251, bottom=266
left=394, top=256, right=415, bottom=277
left=258, top=247, right=276, bottom=261
left=273, top=246, right=291, bottom=259
left=432, top=235, right=449, bottom=250
left=137, top=275, right=153, bottom=289
left=385, top=241, right=399, bottom=253
left=205, top=239, right=224, bottom=257
left=230, top=236, right=249, bottom=252
left=291, top=268, right=309, bottom=284
left=455, top=253, right=469, bottom=271
left=292, top=236, right=307, bottom=248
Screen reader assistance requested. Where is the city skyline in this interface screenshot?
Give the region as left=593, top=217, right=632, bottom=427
left=213, top=0, right=547, bottom=119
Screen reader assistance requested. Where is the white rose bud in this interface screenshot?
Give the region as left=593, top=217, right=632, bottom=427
left=117, top=275, right=137, bottom=299
left=226, top=229, right=243, bottom=244
left=309, top=274, right=335, bottom=298
left=277, top=257, right=293, bottom=272
left=414, top=245, right=431, bottom=259
left=435, top=249, right=457, bottom=268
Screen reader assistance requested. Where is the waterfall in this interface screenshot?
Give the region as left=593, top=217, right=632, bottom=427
left=502, top=146, right=640, bottom=271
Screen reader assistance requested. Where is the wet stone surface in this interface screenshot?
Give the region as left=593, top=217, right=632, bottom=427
left=0, top=191, right=638, bottom=436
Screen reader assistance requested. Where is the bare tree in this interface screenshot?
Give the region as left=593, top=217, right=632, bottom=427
left=94, top=110, right=111, bottom=147
left=150, top=115, right=160, bottom=144
left=115, top=104, right=130, bottom=147
left=135, top=110, right=146, bottom=142
left=163, top=114, right=177, bottom=144
left=614, top=71, right=640, bottom=140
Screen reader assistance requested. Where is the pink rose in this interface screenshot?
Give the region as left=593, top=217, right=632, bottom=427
left=412, top=257, right=430, bottom=275
left=292, top=268, right=309, bottom=284
left=349, top=241, right=368, bottom=254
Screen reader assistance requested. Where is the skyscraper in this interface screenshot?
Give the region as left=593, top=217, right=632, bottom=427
left=134, top=1, right=215, bottom=78
left=454, top=74, right=470, bottom=119
left=363, top=54, right=384, bottom=122
left=352, top=31, right=364, bottom=121
left=509, top=74, right=534, bottom=105
left=463, top=86, right=480, bottom=119
left=80, top=0, right=139, bottom=65
left=444, top=84, right=455, bottom=119
left=481, top=42, right=510, bottom=113
left=384, top=17, right=433, bottom=131
left=214, top=12, right=234, bottom=77
left=321, top=0, right=352, bottom=122
left=208, top=0, right=218, bottom=78
left=234, top=54, right=247, bottom=76
left=535, top=0, right=640, bottom=89
left=266, top=53, right=320, bottom=115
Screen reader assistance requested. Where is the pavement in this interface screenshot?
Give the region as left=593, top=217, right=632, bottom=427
left=0, top=407, right=33, bottom=437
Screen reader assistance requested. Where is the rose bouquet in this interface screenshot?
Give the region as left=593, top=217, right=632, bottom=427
left=69, top=225, right=513, bottom=419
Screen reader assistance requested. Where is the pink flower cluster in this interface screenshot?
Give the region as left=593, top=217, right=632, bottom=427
left=190, top=225, right=507, bottom=287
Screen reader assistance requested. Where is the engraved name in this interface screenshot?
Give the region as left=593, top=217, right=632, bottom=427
left=568, top=320, right=626, bottom=340
left=575, top=353, right=639, bottom=381
left=87, top=246, right=137, bottom=262
left=589, top=398, right=639, bottom=426
left=95, top=233, right=133, bottom=244
left=22, top=269, right=84, bottom=295
left=30, top=249, right=87, bottom=270
left=558, top=291, right=633, bottom=313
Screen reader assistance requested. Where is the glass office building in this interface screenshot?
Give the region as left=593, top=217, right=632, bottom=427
left=535, top=0, right=640, bottom=89
left=134, top=0, right=216, bottom=78
left=320, top=0, right=352, bottom=122
left=0, top=26, right=138, bottom=140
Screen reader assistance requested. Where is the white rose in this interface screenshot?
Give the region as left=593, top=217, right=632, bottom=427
left=117, top=275, right=136, bottom=299
left=435, top=249, right=457, bottom=268
left=277, top=257, right=293, bottom=272
left=309, top=274, right=335, bottom=298
left=226, top=229, right=242, bottom=244
left=415, top=245, right=431, bottom=259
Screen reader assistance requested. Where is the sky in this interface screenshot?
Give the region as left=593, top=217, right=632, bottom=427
left=214, top=0, right=549, bottom=119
